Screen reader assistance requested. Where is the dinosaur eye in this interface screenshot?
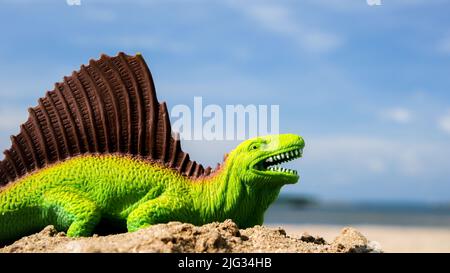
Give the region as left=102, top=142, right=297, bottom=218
left=251, top=144, right=258, bottom=150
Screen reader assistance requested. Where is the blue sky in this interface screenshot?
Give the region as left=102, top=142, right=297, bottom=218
left=0, top=0, right=450, bottom=203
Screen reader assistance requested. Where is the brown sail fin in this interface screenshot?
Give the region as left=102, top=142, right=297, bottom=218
left=0, top=52, right=210, bottom=187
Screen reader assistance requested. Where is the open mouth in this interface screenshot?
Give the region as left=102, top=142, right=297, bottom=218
left=253, top=147, right=303, bottom=176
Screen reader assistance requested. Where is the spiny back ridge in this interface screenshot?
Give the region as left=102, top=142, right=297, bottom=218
left=0, top=52, right=210, bottom=186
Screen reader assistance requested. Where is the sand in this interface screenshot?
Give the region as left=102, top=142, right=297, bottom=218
left=0, top=220, right=381, bottom=253
left=274, top=224, right=450, bottom=253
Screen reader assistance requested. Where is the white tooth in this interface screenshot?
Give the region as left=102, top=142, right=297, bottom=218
left=295, top=150, right=299, bottom=156
left=286, top=153, right=290, bottom=159
left=266, top=157, right=272, bottom=163
left=277, top=155, right=281, bottom=160
left=290, top=151, right=294, bottom=157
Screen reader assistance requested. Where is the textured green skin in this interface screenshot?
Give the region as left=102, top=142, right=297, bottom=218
left=0, top=134, right=304, bottom=243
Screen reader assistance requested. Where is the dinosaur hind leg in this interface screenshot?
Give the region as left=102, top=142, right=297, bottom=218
left=126, top=195, right=185, bottom=232
left=42, top=187, right=101, bottom=237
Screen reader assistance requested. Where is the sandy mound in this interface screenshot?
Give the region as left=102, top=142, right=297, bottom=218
left=0, top=220, right=382, bottom=253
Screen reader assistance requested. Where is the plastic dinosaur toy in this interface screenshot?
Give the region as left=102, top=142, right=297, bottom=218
left=0, top=53, right=305, bottom=244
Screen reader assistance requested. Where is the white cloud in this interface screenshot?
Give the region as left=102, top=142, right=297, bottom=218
left=228, top=1, right=343, bottom=53
left=379, top=107, right=412, bottom=124
left=305, top=135, right=449, bottom=178
left=437, top=110, right=450, bottom=135
left=367, top=158, right=386, bottom=174
left=437, top=36, right=450, bottom=55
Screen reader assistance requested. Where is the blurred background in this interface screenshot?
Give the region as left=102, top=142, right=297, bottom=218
left=0, top=0, right=449, bottom=252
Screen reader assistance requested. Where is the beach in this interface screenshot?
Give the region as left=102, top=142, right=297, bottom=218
left=1, top=220, right=380, bottom=253
left=272, top=224, right=450, bottom=253
left=1, top=220, right=448, bottom=252
left=263, top=201, right=450, bottom=252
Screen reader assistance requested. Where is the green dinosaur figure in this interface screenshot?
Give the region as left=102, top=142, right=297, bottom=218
left=0, top=53, right=304, bottom=244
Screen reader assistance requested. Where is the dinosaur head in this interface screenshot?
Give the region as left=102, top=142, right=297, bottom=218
left=226, top=134, right=305, bottom=188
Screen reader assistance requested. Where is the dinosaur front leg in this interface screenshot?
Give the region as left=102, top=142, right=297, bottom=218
left=126, top=195, right=186, bottom=232
left=42, top=187, right=101, bottom=237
